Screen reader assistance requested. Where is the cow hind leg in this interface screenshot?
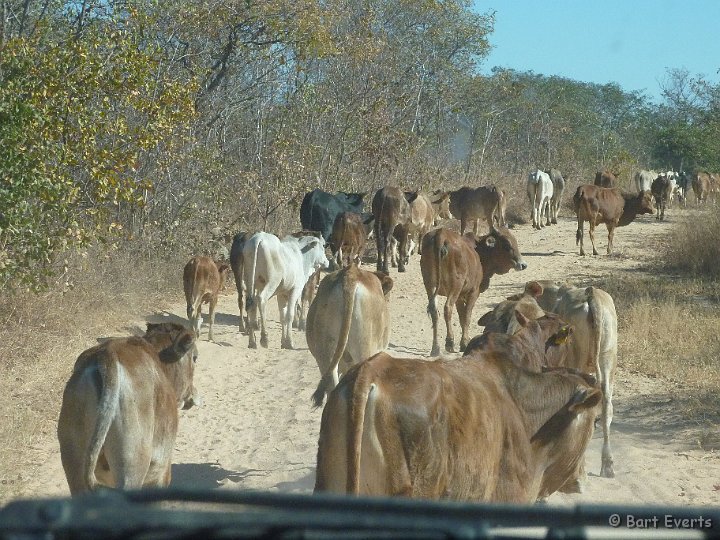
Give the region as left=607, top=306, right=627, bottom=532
left=427, top=295, right=441, bottom=357
left=443, top=295, right=457, bottom=353
left=278, top=294, right=295, bottom=349
left=600, top=371, right=615, bottom=478
left=588, top=223, right=599, bottom=256
left=207, top=297, right=217, bottom=341
left=576, top=219, right=586, bottom=256
left=605, top=225, right=615, bottom=255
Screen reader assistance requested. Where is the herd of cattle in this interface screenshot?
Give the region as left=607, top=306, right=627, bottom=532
left=55, top=167, right=714, bottom=503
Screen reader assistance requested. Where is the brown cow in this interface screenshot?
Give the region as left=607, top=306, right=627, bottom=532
left=57, top=322, right=201, bottom=495
left=594, top=170, right=618, bottom=188
left=477, top=280, right=619, bottom=479
left=183, top=256, right=230, bottom=341
left=372, top=186, right=413, bottom=274
left=329, top=212, right=372, bottom=268
left=574, top=185, right=654, bottom=256
left=314, top=351, right=601, bottom=502
left=444, top=185, right=506, bottom=234
left=692, top=172, right=711, bottom=205
left=420, top=227, right=526, bottom=356
left=651, top=174, right=672, bottom=220
left=307, top=263, right=394, bottom=407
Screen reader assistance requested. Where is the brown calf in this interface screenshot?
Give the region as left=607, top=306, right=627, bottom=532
left=183, top=256, right=230, bottom=340
left=573, top=185, right=654, bottom=256
left=329, top=212, right=372, bottom=268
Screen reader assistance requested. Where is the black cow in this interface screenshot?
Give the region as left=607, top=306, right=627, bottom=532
left=300, top=189, right=367, bottom=242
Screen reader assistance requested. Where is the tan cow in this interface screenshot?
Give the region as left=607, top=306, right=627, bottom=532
left=307, top=263, right=393, bottom=407
left=314, top=351, right=601, bottom=502
left=445, top=185, right=506, bottom=234
left=692, top=172, right=711, bottom=205
left=573, top=185, right=654, bottom=256
left=477, top=280, right=618, bottom=479
left=421, top=226, right=526, bottom=356
left=295, top=268, right=322, bottom=332
left=57, top=322, right=201, bottom=495
left=390, top=191, right=449, bottom=267
left=183, top=256, right=230, bottom=340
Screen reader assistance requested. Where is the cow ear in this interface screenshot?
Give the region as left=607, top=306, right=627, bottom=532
left=477, top=310, right=494, bottom=327
left=146, top=322, right=160, bottom=333
left=301, top=241, right=318, bottom=254
left=484, top=235, right=496, bottom=248
left=514, top=310, right=530, bottom=327
left=568, top=387, right=602, bottom=412
left=552, top=324, right=573, bottom=345
left=525, top=281, right=543, bottom=298
left=375, top=273, right=394, bottom=296
left=160, top=332, right=195, bottom=363
left=506, top=293, right=523, bottom=301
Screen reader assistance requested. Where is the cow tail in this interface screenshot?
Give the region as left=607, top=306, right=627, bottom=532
left=586, top=287, right=603, bottom=376
left=312, top=277, right=357, bottom=409
left=347, top=367, right=376, bottom=495
left=575, top=188, right=588, bottom=245
left=427, top=237, right=448, bottom=318
left=245, top=239, right=262, bottom=311
left=84, top=356, right=120, bottom=491
left=191, top=259, right=204, bottom=323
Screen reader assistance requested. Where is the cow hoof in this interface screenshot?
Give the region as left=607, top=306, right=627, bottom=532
left=445, top=339, right=455, bottom=353
left=430, top=345, right=440, bottom=357
left=398, top=266, right=406, bottom=273
left=600, top=462, right=615, bottom=478
left=559, top=478, right=584, bottom=494
left=249, top=340, right=257, bottom=349
left=298, top=321, right=306, bottom=331
left=459, top=342, right=467, bottom=352
left=260, top=335, right=269, bottom=348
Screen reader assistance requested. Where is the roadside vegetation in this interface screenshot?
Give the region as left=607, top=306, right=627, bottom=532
left=1, top=0, right=720, bottom=496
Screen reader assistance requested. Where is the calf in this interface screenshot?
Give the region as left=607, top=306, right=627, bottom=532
left=372, top=186, right=413, bottom=274
left=307, top=263, right=394, bottom=407
left=594, top=170, right=618, bottom=188
left=527, top=169, right=554, bottom=229
left=477, top=280, right=619, bottom=479
left=445, top=185, right=506, bottom=234
left=651, top=174, right=672, bottom=220
left=58, top=322, right=201, bottom=495
left=420, top=226, right=526, bottom=356
left=389, top=191, right=443, bottom=267
left=183, top=256, right=230, bottom=341
left=329, top=212, right=373, bottom=268
left=574, top=185, right=654, bottom=255
left=243, top=232, right=329, bottom=349
left=314, top=351, right=601, bottom=502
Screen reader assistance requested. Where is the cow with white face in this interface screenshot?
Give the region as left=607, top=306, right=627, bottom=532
left=242, top=232, right=329, bottom=349
left=527, top=169, right=554, bottom=229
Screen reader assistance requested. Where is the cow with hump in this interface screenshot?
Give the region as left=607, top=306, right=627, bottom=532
left=438, top=185, right=505, bottom=234
left=313, top=347, right=601, bottom=502
left=57, top=322, right=201, bottom=495
left=574, top=184, right=654, bottom=256
left=242, top=232, right=329, bottom=349
left=477, top=280, right=618, bottom=479
left=183, top=255, right=230, bottom=341
left=420, top=226, right=526, bottom=357
left=307, top=263, right=393, bottom=408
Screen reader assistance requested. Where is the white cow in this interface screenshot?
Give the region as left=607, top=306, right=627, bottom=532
left=243, top=232, right=329, bottom=349
left=633, top=170, right=657, bottom=193
left=527, top=169, right=554, bottom=229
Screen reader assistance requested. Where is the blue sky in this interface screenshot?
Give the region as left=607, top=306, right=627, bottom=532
left=475, top=0, right=720, bottom=103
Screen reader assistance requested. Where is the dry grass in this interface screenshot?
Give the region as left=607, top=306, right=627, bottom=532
left=0, top=244, right=186, bottom=499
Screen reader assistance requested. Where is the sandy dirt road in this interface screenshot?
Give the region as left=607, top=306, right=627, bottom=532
left=8, top=212, right=720, bottom=507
